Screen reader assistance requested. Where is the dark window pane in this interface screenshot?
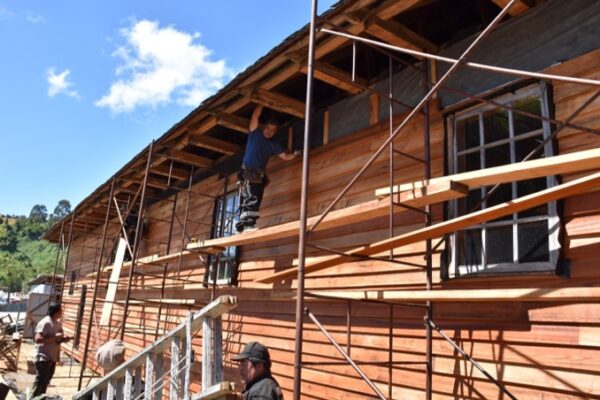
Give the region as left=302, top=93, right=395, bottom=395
left=517, top=178, right=548, bottom=217
left=456, top=115, right=480, bottom=152
left=457, top=229, right=482, bottom=268
left=513, top=97, right=542, bottom=136
left=485, top=143, right=511, bottom=168
left=457, top=151, right=481, bottom=173
left=518, top=221, right=550, bottom=263
left=486, top=225, right=513, bottom=265
left=458, top=189, right=483, bottom=215
left=486, top=183, right=513, bottom=221
left=515, top=134, right=544, bottom=162
left=483, top=109, right=509, bottom=144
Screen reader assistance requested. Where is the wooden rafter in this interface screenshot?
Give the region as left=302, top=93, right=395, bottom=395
left=212, top=112, right=250, bottom=134
left=151, top=164, right=190, bottom=181
left=364, top=15, right=438, bottom=53
left=240, top=87, right=305, bottom=119
left=165, top=150, right=214, bottom=170
left=490, top=0, right=533, bottom=16
left=287, top=51, right=367, bottom=94
left=257, top=169, right=600, bottom=283
left=187, top=134, right=241, bottom=156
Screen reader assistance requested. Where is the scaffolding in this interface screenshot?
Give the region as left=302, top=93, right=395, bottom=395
left=291, top=0, right=600, bottom=399
left=44, top=0, right=600, bottom=398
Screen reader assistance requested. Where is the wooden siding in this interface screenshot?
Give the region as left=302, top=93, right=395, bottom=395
left=59, top=48, right=600, bottom=399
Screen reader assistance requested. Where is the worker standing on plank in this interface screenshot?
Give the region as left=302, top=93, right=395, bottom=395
left=233, top=341, right=284, bottom=400
left=30, top=303, right=72, bottom=399
left=236, top=105, right=298, bottom=233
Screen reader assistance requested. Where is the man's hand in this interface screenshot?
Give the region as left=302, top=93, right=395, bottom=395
left=56, top=360, right=64, bottom=367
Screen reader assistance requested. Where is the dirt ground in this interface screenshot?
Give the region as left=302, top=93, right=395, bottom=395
left=1, top=340, right=99, bottom=400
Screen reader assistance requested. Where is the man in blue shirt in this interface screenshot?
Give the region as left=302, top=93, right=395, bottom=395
left=236, top=105, right=297, bottom=232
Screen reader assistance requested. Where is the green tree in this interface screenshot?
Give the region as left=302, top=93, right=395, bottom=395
left=29, top=204, right=48, bottom=222
left=0, top=221, right=18, bottom=252
left=52, top=199, right=71, bottom=220
left=0, top=252, right=33, bottom=292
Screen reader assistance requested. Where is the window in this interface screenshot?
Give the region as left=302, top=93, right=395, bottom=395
left=447, top=84, right=560, bottom=278
left=206, top=190, right=240, bottom=285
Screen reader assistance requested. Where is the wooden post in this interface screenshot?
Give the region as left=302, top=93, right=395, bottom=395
left=124, top=368, right=133, bottom=400
left=107, top=379, right=116, bottom=400
left=170, top=336, right=181, bottom=400
left=154, top=352, right=164, bottom=400
left=202, top=317, right=214, bottom=389
left=183, top=313, right=193, bottom=400
left=134, top=366, right=143, bottom=398
left=145, top=353, right=155, bottom=400
left=214, top=316, right=223, bottom=383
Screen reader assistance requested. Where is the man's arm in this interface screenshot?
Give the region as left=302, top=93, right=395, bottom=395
left=250, top=105, right=263, bottom=132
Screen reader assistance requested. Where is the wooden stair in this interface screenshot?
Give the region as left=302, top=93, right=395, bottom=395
left=72, top=295, right=238, bottom=400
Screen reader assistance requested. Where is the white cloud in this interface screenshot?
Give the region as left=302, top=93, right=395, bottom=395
left=96, top=19, right=233, bottom=113
left=27, top=12, right=46, bottom=24
left=47, top=68, right=80, bottom=98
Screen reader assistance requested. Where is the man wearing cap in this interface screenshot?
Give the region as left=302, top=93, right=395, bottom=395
left=233, top=341, right=284, bottom=400
left=236, top=105, right=298, bottom=233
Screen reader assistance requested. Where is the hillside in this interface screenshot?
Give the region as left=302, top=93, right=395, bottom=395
left=0, top=201, right=70, bottom=292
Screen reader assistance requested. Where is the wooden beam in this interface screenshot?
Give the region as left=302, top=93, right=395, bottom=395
left=100, top=238, right=126, bottom=325
left=257, top=169, right=600, bottom=283
left=288, top=51, right=367, bottom=94
left=298, top=286, right=600, bottom=303
left=490, top=0, right=532, bottom=16
left=187, top=134, right=241, bottom=156
left=191, top=382, right=236, bottom=400
left=365, top=15, right=438, bottom=53
left=376, top=147, right=600, bottom=197
left=240, top=87, right=305, bottom=119
left=188, top=116, right=218, bottom=135
left=188, top=180, right=468, bottom=252
left=151, top=164, right=190, bottom=181
left=168, top=150, right=214, bottom=169
left=368, top=0, right=427, bottom=20
left=212, top=112, right=250, bottom=134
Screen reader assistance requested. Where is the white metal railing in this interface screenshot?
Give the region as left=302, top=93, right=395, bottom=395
left=72, top=295, right=238, bottom=400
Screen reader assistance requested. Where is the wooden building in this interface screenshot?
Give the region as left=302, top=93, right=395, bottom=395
left=44, top=0, right=600, bottom=398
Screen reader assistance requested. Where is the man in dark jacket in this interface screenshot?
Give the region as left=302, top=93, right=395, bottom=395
left=232, top=341, right=284, bottom=400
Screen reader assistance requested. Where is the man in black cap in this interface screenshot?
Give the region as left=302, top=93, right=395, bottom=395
left=232, top=341, right=284, bottom=400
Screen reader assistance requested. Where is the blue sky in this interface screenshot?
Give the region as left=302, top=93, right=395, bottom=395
left=0, top=0, right=336, bottom=216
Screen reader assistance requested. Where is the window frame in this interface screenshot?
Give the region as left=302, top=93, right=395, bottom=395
left=206, top=189, right=241, bottom=286
left=446, top=83, right=561, bottom=278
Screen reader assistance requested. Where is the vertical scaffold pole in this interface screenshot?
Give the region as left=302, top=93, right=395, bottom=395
left=49, top=220, right=65, bottom=301
left=121, top=141, right=154, bottom=341
left=293, top=0, right=317, bottom=398
left=78, top=178, right=116, bottom=390
left=423, top=59, right=433, bottom=400
left=154, top=191, right=178, bottom=340
left=59, top=213, right=76, bottom=297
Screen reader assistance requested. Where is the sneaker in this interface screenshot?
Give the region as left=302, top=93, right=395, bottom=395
left=243, top=225, right=259, bottom=233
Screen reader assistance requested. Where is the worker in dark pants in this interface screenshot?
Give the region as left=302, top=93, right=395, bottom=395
left=233, top=341, right=284, bottom=400
left=30, top=303, right=71, bottom=399
left=236, top=105, right=298, bottom=233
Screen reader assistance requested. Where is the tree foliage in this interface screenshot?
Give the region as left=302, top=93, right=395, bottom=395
left=0, top=200, right=70, bottom=292
left=29, top=204, right=48, bottom=222
left=52, top=199, right=71, bottom=220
